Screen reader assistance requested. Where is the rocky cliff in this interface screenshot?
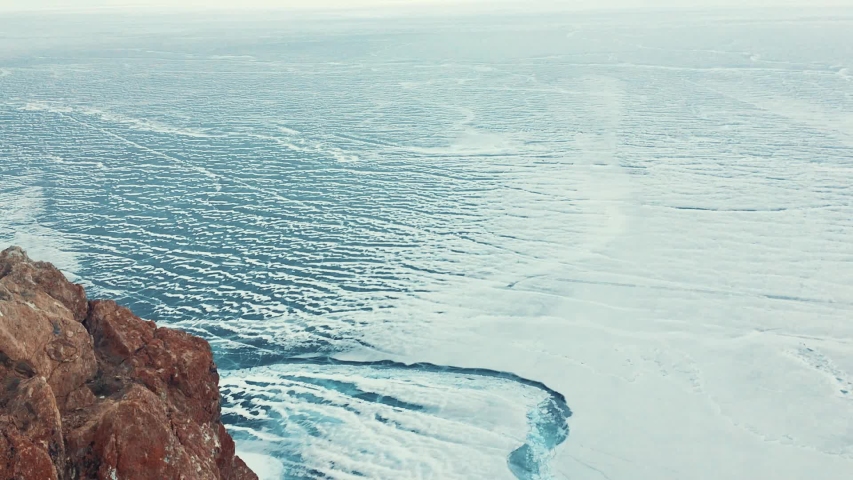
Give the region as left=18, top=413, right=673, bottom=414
left=0, top=246, right=258, bottom=480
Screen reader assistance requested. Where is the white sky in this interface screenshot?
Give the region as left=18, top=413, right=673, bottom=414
left=0, top=0, right=849, bottom=13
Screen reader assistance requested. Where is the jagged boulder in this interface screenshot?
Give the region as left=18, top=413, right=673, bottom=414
left=0, top=246, right=257, bottom=480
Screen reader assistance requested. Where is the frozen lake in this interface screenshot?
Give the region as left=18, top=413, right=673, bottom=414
left=1, top=8, right=852, bottom=479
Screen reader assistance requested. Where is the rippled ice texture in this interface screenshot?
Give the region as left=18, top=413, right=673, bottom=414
left=2, top=7, right=853, bottom=480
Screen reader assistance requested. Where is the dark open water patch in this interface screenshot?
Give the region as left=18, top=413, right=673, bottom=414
left=220, top=356, right=572, bottom=479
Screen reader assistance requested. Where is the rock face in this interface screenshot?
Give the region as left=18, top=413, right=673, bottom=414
left=0, top=246, right=258, bottom=480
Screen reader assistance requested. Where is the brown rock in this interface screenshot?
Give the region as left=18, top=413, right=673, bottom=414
left=86, top=300, right=156, bottom=364
left=0, top=376, right=65, bottom=480
left=0, top=247, right=258, bottom=480
left=0, top=246, right=88, bottom=322
left=0, top=247, right=97, bottom=410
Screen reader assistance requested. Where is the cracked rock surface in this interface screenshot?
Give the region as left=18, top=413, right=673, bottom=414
left=0, top=246, right=258, bottom=480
